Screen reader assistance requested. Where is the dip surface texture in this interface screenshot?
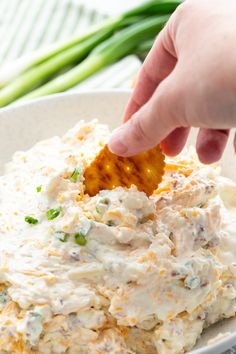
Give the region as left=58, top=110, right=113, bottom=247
left=0, top=120, right=236, bottom=354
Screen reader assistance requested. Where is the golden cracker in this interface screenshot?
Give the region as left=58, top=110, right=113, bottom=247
left=84, top=144, right=165, bottom=197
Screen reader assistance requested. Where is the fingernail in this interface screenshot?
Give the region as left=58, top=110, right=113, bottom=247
left=108, top=129, right=128, bottom=155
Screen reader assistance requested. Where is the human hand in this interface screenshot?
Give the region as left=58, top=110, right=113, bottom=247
left=108, top=0, right=236, bottom=163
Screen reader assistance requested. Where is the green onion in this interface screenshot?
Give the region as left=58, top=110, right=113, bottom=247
left=0, top=17, right=122, bottom=89
left=21, top=16, right=169, bottom=100
left=0, top=0, right=180, bottom=90
left=95, top=197, right=110, bottom=214
left=123, top=0, right=181, bottom=18
left=0, top=0, right=182, bottom=106
left=47, top=207, right=62, bottom=220
left=56, top=232, right=69, bottom=243
left=25, top=216, right=38, bottom=225
left=74, top=219, right=92, bottom=246
left=70, top=167, right=82, bottom=183
left=0, top=27, right=116, bottom=106
left=36, top=185, right=42, bottom=193
left=74, top=233, right=87, bottom=246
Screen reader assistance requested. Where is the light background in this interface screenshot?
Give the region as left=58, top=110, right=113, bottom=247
left=0, top=1, right=235, bottom=353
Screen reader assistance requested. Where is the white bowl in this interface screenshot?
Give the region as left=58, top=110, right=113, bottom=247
left=0, top=90, right=235, bottom=353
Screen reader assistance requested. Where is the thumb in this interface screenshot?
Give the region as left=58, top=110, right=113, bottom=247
left=108, top=71, right=183, bottom=157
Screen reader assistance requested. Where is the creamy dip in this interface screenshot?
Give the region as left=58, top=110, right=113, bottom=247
left=0, top=120, right=236, bottom=354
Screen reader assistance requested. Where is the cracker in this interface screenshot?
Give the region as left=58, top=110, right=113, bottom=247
left=84, top=144, right=165, bottom=196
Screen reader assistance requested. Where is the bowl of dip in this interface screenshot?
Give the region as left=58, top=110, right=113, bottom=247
left=0, top=90, right=235, bottom=354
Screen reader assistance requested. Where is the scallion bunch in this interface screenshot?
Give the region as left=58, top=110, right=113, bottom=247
left=0, top=0, right=181, bottom=107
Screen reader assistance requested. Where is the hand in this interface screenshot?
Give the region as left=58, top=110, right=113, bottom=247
left=108, top=0, right=236, bottom=163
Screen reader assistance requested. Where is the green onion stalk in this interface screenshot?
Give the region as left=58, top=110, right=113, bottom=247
left=0, top=19, right=115, bottom=88
left=20, top=16, right=169, bottom=101
left=0, top=27, right=116, bottom=106
left=123, top=0, right=181, bottom=18
left=0, top=0, right=181, bottom=91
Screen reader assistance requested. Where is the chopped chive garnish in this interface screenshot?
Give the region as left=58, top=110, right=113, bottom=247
left=36, top=185, right=42, bottom=193
left=95, top=197, right=110, bottom=215
left=74, top=219, right=92, bottom=246
left=25, top=216, right=38, bottom=225
left=74, top=233, right=87, bottom=246
left=95, top=206, right=102, bottom=214
left=70, top=166, right=82, bottom=183
left=58, top=234, right=70, bottom=242
left=70, top=168, right=79, bottom=183
left=47, top=207, right=62, bottom=220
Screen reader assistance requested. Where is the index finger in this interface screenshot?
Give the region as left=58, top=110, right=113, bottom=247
left=124, top=25, right=177, bottom=122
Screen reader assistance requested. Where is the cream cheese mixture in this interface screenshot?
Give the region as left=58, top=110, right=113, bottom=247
left=0, top=120, right=236, bottom=354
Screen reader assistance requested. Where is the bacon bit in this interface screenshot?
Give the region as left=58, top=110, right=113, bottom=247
left=139, top=213, right=155, bottom=223
left=119, top=326, right=130, bottom=339
left=178, top=311, right=188, bottom=318
left=200, top=281, right=209, bottom=288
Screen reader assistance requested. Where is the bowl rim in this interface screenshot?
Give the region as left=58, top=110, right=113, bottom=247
left=2, top=89, right=132, bottom=112
left=0, top=90, right=236, bottom=354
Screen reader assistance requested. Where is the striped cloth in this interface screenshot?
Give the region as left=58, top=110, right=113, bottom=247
left=0, top=1, right=235, bottom=353
left=0, top=0, right=141, bottom=90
